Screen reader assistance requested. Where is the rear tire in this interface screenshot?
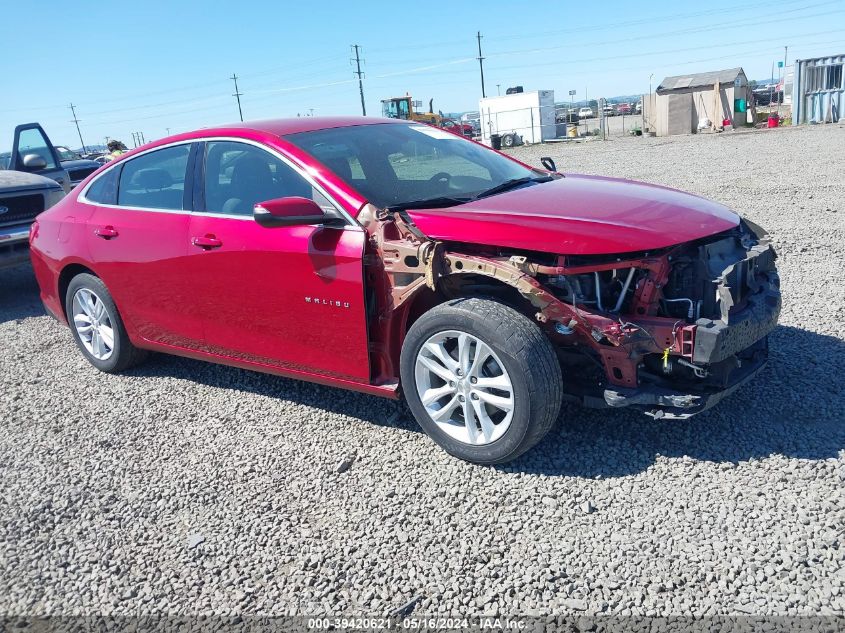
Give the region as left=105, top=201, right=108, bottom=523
left=65, top=273, right=148, bottom=373
left=400, top=298, right=562, bottom=464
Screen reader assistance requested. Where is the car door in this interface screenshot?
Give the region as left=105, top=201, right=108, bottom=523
left=185, top=139, right=370, bottom=381
left=10, top=123, right=70, bottom=192
left=83, top=142, right=205, bottom=350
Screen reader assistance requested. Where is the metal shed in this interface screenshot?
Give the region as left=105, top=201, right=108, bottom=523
left=792, top=54, right=845, bottom=124
left=644, top=67, right=750, bottom=136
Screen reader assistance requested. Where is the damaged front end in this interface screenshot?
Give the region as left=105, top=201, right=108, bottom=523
left=362, top=206, right=780, bottom=420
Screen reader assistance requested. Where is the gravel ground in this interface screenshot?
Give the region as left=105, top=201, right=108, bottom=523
left=1, top=124, right=843, bottom=620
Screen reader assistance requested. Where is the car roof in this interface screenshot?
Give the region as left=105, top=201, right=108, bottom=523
left=200, top=116, right=403, bottom=138
left=98, top=116, right=414, bottom=175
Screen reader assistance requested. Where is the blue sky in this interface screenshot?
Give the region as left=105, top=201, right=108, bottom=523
left=2, top=0, right=844, bottom=149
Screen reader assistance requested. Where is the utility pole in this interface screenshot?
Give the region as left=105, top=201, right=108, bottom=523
left=68, top=103, right=88, bottom=154
left=496, top=84, right=501, bottom=96
left=476, top=31, right=486, bottom=98
left=583, top=85, right=588, bottom=135
left=166, top=127, right=171, bottom=136
left=351, top=45, right=366, bottom=116
left=782, top=45, right=788, bottom=108
left=231, top=73, right=244, bottom=122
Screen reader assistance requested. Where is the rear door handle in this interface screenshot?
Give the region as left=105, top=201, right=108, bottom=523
left=191, top=235, right=223, bottom=250
left=94, top=226, right=119, bottom=239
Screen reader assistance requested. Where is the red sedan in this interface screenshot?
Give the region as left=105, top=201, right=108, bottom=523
left=29, top=117, right=780, bottom=464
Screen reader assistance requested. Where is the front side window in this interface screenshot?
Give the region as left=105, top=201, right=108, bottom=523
left=287, top=123, right=536, bottom=208
left=203, top=141, right=332, bottom=216
left=16, top=128, right=58, bottom=170
left=117, top=145, right=190, bottom=210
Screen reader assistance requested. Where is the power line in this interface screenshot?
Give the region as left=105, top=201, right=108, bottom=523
left=351, top=44, right=366, bottom=116
left=484, top=30, right=844, bottom=75
left=70, top=28, right=839, bottom=130
left=68, top=32, right=834, bottom=129
left=0, top=0, right=821, bottom=117
left=68, top=103, right=87, bottom=154
left=476, top=31, right=486, bottom=99
left=19, top=17, right=839, bottom=133
left=231, top=74, right=244, bottom=122
left=485, top=2, right=842, bottom=61
left=491, top=0, right=824, bottom=43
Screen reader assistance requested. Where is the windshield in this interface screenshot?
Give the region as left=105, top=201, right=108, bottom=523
left=286, top=123, right=537, bottom=209
left=55, top=147, right=79, bottom=161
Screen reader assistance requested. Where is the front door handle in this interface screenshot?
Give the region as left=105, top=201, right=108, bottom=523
left=94, top=226, right=119, bottom=239
left=191, top=234, right=223, bottom=250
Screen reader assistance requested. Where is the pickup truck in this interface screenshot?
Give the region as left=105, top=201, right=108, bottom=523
left=54, top=146, right=102, bottom=189
left=0, top=124, right=68, bottom=269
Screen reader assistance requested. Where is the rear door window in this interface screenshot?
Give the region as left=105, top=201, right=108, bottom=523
left=117, top=145, right=190, bottom=210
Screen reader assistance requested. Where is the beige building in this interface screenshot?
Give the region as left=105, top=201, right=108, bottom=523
left=643, top=67, right=751, bottom=136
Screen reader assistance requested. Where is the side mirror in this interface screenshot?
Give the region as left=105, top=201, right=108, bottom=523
left=253, top=196, right=343, bottom=228
left=540, top=157, right=557, bottom=172
left=22, top=154, right=48, bottom=170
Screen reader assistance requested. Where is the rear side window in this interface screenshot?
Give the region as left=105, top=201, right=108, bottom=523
left=117, top=145, right=190, bottom=210
left=84, top=167, right=119, bottom=205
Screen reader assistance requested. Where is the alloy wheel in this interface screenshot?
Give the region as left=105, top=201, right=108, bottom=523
left=414, top=330, right=514, bottom=445
left=72, top=288, right=115, bottom=361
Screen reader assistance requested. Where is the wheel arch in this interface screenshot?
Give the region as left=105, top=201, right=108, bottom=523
left=58, top=263, right=99, bottom=320
left=403, top=272, right=540, bottom=335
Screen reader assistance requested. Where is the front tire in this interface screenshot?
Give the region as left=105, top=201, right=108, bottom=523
left=65, top=273, right=147, bottom=373
left=400, top=298, right=562, bottom=464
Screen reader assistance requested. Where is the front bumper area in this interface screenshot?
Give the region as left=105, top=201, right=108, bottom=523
left=0, top=225, right=32, bottom=269
left=602, top=337, right=769, bottom=419
left=582, top=233, right=780, bottom=420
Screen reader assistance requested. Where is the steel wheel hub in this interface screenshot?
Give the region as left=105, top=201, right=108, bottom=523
left=414, top=330, right=514, bottom=446
left=72, top=288, right=115, bottom=361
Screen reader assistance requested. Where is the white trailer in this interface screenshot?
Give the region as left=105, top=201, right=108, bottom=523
left=479, top=90, right=556, bottom=147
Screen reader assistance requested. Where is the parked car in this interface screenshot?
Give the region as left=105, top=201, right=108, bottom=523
left=635, top=101, right=643, bottom=114
left=54, top=145, right=101, bottom=189
left=460, top=111, right=481, bottom=134
left=439, top=119, right=474, bottom=138
left=603, top=103, right=617, bottom=117
left=617, top=102, right=632, bottom=115
left=555, top=108, right=578, bottom=123
left=29, top=117, right=780, bottom=464
left=0, top=126, right=67, bottom=269
left=752, top=86, right=783, bottom=107
left=577, top=107, right=594, bottom=119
